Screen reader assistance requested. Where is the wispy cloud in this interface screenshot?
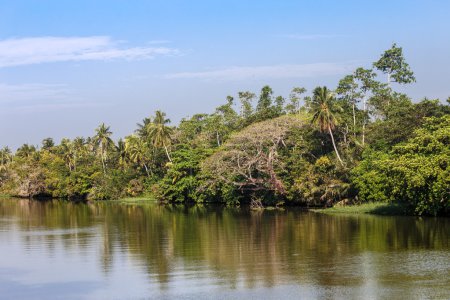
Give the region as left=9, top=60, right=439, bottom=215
left=0, top=36, right=179, bottom=68
left=0, top=83, right=104, bottom=113
left=279, top=34, right=347, bottom=40
left=164, top=62, right=356, bottom=81
left=0, top=83, right=70, bottom=102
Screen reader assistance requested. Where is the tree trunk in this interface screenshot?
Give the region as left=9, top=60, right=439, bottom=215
left=328, top=125, right=344, bottom=166
left=352, top=101, right=356, bottom=139
left=163, top=142, right=172, bottom=162
left=143, top=163, right=151, bottom=177
left=362, top=96, right=367, bottom=146
left=101, top=145, right=107, bottom=174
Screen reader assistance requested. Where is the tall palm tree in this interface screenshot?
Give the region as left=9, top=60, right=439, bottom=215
left=60, top=139, right=76, bottom=172
left=136, top=117, right=152, bottom=139
left=310, top=86, right=344, bottom=166
left=148, top=110, right=173, bottom=162
left=16, top=144, right=36, bottom=159
left=125, top=135, right=152, bottom=176
left=0, top=146, right=12, bottom=171
left=116, top=139, right=128, bottom=170
left=93, top=123, right=114, bottom=174
left=72, top=137, right=86, bottom=171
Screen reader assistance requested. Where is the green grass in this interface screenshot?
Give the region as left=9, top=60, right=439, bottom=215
left=110, top=195, right=157, bottom=205
left=312, top=202, right=411, bottom=216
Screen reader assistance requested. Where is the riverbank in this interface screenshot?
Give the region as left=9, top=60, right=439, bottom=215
left=312, top=202, right=411, bottom=216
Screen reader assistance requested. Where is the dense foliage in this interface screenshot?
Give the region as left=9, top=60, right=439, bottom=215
left=1, top=44, right=448, bottom=215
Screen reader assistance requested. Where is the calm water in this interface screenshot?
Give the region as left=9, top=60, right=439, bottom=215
left=0, top=198, right=448, bottom=299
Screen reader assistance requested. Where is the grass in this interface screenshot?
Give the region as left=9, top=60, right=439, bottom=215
left=110, top=195, right=157, bottom=205
left=312, top=202, right=411, bottom=216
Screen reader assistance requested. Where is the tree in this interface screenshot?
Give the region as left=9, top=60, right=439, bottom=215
left=0, top=147, right=12, bottom=171
left=354, top=68, right=378, bottom=145
left=373, top=43, right=415, bottom=87
left=41, top=138, right=55, bottom=151
left=93, top=123, right=114, bottom=174
left=72, top=137, right=86, bottom=171
left=256, top=85, right=273, bottom=112
left=238, top=91, right=255, bottom=119
left=286, top=87, right=306, bottom=114
left=203, top=115, right=302, bottom=201
left=116, top=139, right=128, bottom=170
left=352, top=116, right=450, bottom=216
left=59, top=138, right=76, bottom=172
left=310, top=87, right=344, bottom=166
left=136, top=116, right=152, bottom=139
left=125, top=135, right=152, bottom=176
left=16, top=144, right=37, bottom=159
left=148, top=110, right=173, bottom=162
left=337, top=75, right=361, bottom=138
left=274, top=96, right=285, bottom=115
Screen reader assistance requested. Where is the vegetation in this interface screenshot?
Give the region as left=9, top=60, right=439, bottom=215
left=0, top=44, right=448, bottom=216
left=312, top=202, right=410, bottom=215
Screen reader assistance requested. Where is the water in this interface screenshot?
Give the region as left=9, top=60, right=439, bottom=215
left=0, top=198, right=448, bottom=299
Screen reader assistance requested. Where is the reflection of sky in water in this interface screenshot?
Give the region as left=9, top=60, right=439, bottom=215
left=0, top=199, right=448, bottom=299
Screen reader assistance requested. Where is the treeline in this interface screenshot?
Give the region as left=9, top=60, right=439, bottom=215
left=0, top=44, right=449, bottom=215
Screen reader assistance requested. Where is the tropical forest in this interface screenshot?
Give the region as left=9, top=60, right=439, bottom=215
left=1, top=44, right=449, bottom=216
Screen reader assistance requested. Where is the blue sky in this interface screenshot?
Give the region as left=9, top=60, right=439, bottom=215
left=1, top=0, right=449, bottom=148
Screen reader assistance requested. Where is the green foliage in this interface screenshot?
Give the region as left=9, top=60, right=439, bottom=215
left=156, top=146, right=213, bottom=203
left=373, top=43, right=416, bottom=85
left=352, top=116, right=450, bottom=215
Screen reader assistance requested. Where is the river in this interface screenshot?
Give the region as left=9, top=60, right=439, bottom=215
left=0, top=198, right=448, bottom=299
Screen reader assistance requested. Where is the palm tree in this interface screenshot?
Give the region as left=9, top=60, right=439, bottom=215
left=93, top=123, right=114, bottom=174
left=72, top=137, right=86, bottom=171
left=0, top=146, right=12, bottom=171
left=16, top=144, right=37, bottom=159
left=310, top=86, right=344, bottom=166
left=41, top=137, right=55, bottom=151
left=136, top=117, right=152, bottom=139
left=116, top=139, right=128, bottom=170
left=60, top=139, right=76, bottom=172
left=125, top=135, right=152, bottom=176
left=148, top=110, right=173, bottom=162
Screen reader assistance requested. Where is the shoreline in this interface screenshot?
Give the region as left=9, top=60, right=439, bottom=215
left=0, top=195, right=429, bottom=216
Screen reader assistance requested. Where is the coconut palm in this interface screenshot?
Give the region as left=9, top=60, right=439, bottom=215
left=16, top=144, right=37, bottom=159
left=136, top=117, right=152, bottom=139
left=148, top=110, right=173, bottom=162
left=72, top=137, right=86, bottom=171
left=116, top=139, right=128, bottom=170
left=41, top=137, right=55, bottom=151
left=125, top=135, right=152, bottom=176
left=60, top=139, right=76, bottom=172
left=93, top=123, right=114, bottom=174
left=0, top=146, right=12, bottom=171
left=310, top=86, right=344, bottom=166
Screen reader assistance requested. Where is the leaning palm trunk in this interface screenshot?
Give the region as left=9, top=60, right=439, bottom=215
left=362, top=96, right=367, bottom=146
left=163, top=142, right=172, bottom=162
left=352, top=101, right=356, bottom=139
left=328, top=125, right=344, bottom=166
left=143, top=163, right=152, bottom=177
left=101, top=146, right=107, bottom=174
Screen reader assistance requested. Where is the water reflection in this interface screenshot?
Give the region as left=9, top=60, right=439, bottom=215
left=0, top=198, right=448, bottom=299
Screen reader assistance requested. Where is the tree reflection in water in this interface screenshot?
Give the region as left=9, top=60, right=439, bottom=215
left=0, top=199, right=448, bottom=299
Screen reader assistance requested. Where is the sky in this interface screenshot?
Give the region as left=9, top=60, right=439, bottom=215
left=1, top=0, right=449, bottom=149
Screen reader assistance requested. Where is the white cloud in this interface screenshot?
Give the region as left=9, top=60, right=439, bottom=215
left=279, top=34, right=347, bottom=40
left=0, top=83, right=70, bottom=102
left=0, top=36, right=179, bottom=67
left=0, top=83, right=104, bottom=113
left=164, top=62, right=356, bottom=81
